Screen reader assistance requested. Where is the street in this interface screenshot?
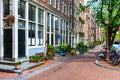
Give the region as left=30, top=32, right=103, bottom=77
left=25, top=46, right=120, bottom=80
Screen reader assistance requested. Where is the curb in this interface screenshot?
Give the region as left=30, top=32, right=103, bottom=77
left=95, top=60, right=120, bottom=72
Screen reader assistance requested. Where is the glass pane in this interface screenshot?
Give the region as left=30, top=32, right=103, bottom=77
left=28, top=23, right=36, bottom=46
left=55, top=34, right=58, bottom=45
left=47, top=13, right=50, bottom=32
left=47, top=33, right=49, bottom=45
left=51, top=34, right=54, bottom=45
left=38, top=9, right=44, bottom=24
left=3, top=0, right=10, bottom=17
left=18, top=0, right=25, bottom=18
left=29, top=4, right=36, bottom=21
left=38, top=25, right=43, bottom=45
left=18, top=20, right=25, bottom=28
left=51, top=15, right=54, bottom=32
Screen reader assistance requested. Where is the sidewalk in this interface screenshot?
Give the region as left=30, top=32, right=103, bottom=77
left=94, top=45, right=120, bottom=72
left=0, top=55, right=76, bottom=79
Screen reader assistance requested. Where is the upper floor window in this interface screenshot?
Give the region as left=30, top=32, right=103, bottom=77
left=62, top=0, right=64, bottom=13
left=69, top=3, right=72, bottom=15
left=52, top=0, right=55, bottom=7
left=64, top=3, right=67, bottom=14
left=18, top=0, right=25, bottom=19
left=29, top=4, right=36, bottom=21
left=56, top=0, right=60, bottom=10
left=47, top=13, right=50, bottom=32
left=48, top=0, right=51, bottom=4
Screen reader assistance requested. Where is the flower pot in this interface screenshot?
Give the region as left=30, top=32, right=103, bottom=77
left=15, top=65, right=21, bottom=70
left=48, top=51, right=52, bottom=55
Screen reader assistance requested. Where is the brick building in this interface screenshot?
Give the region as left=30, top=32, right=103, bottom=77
left=0, top=0, right=85, bottom=62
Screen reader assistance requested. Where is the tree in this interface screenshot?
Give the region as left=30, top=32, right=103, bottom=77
left=86, top=0, right=120, bottom=49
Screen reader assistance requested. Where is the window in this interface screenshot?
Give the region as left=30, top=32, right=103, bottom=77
left=29, top=4, right=36, bottom=21
left=47, top=13, right=50, bottom=32
left=18, top=0, right=25, bottom=18
left=52, top=0, right=55, bottom=7
left=18, top=0, right=26, bottom=28
left=62, top=0, right=64, bottom=13
left=29, top=23, right=36, bottom=46
left=64, top=4, right=67, bottom=14
left=66, top=22, right=69, bottom=44
left=38, top=9, right=44, bottom=24
left=55, top=17, right=59, bottom=45
left=60, top=19, right=63, bottom=44
left=38, top=25, right=43, bottom=45
left=47, top=33, right=49, bottom=44
left=48, top=0, right=51, bottom=4
left=51, top=34, right=54, bottom=45
left=18, top=20, right=25, bottom=28
left=69, top=3, right=72, bottom=15
left=3, top=0, right=10, bottom=17
left=51, top=15, right=54, bottom=32
left=56, top=0, right=60, bottom=10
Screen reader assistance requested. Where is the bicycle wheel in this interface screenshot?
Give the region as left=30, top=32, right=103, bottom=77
left=111, top=56, right=119, bottom=66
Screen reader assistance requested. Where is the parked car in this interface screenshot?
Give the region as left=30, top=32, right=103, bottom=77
left=111, top=41, right=120, bottom=49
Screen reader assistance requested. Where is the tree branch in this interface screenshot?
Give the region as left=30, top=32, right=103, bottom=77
left=101, top=0, right=105, bottom=26
left=112, top=7, right=120, bottom=23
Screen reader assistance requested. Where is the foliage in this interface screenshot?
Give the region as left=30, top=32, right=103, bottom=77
left=60, top=44, right=68, bottom=53
left=86, top=0, right=120, bottom=49
left=14, top=61, right=22, bottom=65
left=77, top=3, right=86, bottom=14
left=79, top=17, right=85, bottom=24
left=47, top=45, right=54, bottom=52
left=76, top=42, right=85, bottom=49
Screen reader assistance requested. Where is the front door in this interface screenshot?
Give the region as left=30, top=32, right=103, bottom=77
left=18, top=29, right=25, bottom=58
left=4, top=29, right=12, bottom=60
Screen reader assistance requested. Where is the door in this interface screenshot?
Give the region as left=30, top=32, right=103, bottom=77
left=18, top=29, right=25, bottom=58
left=4, top=29, right=12, bottom=60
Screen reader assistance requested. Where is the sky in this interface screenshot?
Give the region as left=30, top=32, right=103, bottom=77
left=84, top=0, right=89, bottom=5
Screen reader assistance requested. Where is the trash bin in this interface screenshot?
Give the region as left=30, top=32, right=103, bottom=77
left=79, top=48, right=83, bottom=54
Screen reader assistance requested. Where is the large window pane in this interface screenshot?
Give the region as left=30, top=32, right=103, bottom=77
left=38, top=9, right=44, bottom=24
left=51, top=34, right=54, bottom=45
left=29, top=23, right=36, bottom=46
left=52, top=0, right=55, bottom=7
left=55, top=17, right=59, bottom=45
left=38, top=25, right=43, bottom=45
left=51, top=15, right=54, bottom=32
left=3, top=0, right=10, bottom=17
left=47, top=13, right=50, bottom=32
left=29, top=4, right=36, bottom=21
left=47, top=33, right=49, bottom=45
left=18, top=0, right=25, bottom=18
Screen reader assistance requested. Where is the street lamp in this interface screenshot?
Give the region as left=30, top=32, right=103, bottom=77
left=105, top=18, right=109, bottom=60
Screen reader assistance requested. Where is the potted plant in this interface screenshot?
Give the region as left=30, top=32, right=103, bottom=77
left=76, top=42, right=85, bottom=54
left=47, top=45, right=54, bottom=59
left=60, top=44, right=67, bottom=56
left=47, top=45, right=54, bottom=55
left=70, top=48, right=76, bottom=56
left=14, top=61, right=22, bottom=70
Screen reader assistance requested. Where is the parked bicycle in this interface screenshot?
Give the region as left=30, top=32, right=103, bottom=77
left=96, top=50, right=106, bottom=61
left=109, top=48, right=120, bottom=66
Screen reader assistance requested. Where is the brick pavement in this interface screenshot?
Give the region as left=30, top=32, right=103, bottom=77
left=26, top=45, right=120, bottom=80
left=1, top=45, right=120, bottom=80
